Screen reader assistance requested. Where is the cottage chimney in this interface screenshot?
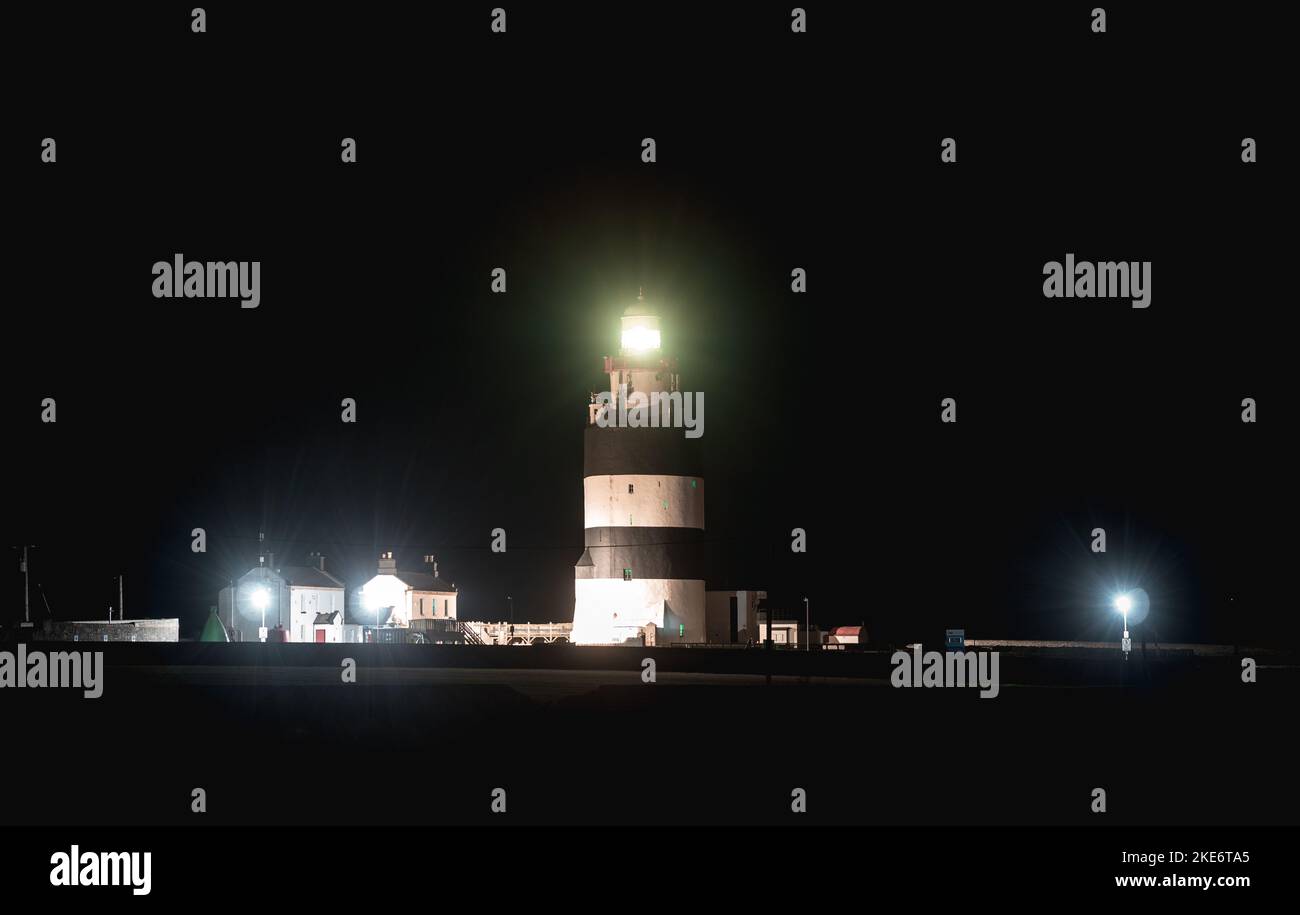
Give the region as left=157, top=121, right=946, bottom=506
left=378, top=551, right=396, bottom=574
left=423, top=554, right=438, bottom=578
left=318, top=553, right=326, bottom=571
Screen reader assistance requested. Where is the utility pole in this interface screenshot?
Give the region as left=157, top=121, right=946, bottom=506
left=763, top=601, right=773, bottom=686
left=118, top=573, right=125, bottom=621
left=804, top=597, right=810, bottom=652
left=15, top=545, right=36, bottom=628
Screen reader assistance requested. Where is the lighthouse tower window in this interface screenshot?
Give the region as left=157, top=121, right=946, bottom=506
left=628, top=483, right=634, bottom=493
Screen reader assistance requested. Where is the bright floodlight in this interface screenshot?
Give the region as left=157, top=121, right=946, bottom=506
left=1114, top=594, right=1132, bottom=614
left=250, top=587, right=270, bottom=611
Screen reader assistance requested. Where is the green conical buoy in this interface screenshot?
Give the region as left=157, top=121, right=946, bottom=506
left=200, top=608, right=229, bottom=642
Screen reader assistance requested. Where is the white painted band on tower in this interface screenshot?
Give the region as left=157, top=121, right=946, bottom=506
left=583, top=474, right=705, bottom=530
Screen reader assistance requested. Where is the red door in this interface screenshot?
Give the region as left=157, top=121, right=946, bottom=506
left=315, top=629, right=326, bottom=643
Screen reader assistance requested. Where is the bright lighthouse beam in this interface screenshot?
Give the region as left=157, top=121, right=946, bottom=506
left=619, top=297, right=662, bottom=354
left=620, top=324, right=661, bottom=352
left=1113, top=594, right=1132, bottom=615
left=250, top=587, right=270, bottom=611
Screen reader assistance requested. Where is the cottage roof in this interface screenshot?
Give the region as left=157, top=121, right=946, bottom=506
left=391, top=571, right=457, bottom=592
left=278, top=566, right=345, bottom=589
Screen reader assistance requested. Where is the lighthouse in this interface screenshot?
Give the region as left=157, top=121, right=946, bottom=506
left=571, top=293, right=707, bottom=644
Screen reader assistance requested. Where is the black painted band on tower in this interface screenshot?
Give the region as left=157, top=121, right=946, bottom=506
left=583, top=425, right=705, bottom=478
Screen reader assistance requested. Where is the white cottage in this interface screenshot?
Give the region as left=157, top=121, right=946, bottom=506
left=218, top=552, right=346, bottom=642
left=360, top=552, right=458, bottom=628
left=280, top=558, right=348, bottom=642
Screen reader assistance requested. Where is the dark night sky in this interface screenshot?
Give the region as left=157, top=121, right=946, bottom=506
left=4, top=3, right=1290, bottom=644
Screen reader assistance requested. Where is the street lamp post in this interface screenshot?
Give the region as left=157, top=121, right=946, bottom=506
left=1114, top=594, right=1132, bottom=660
left=251, top=586, right=270, bottom=641
left=362, top=589, right=384, bottom=642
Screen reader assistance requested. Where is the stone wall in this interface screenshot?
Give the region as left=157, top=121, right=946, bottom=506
left=37, top=619, right=180, bottom=643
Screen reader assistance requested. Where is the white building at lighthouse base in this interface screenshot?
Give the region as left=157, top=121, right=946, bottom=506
left=571, top=578, right=706, bottom=645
